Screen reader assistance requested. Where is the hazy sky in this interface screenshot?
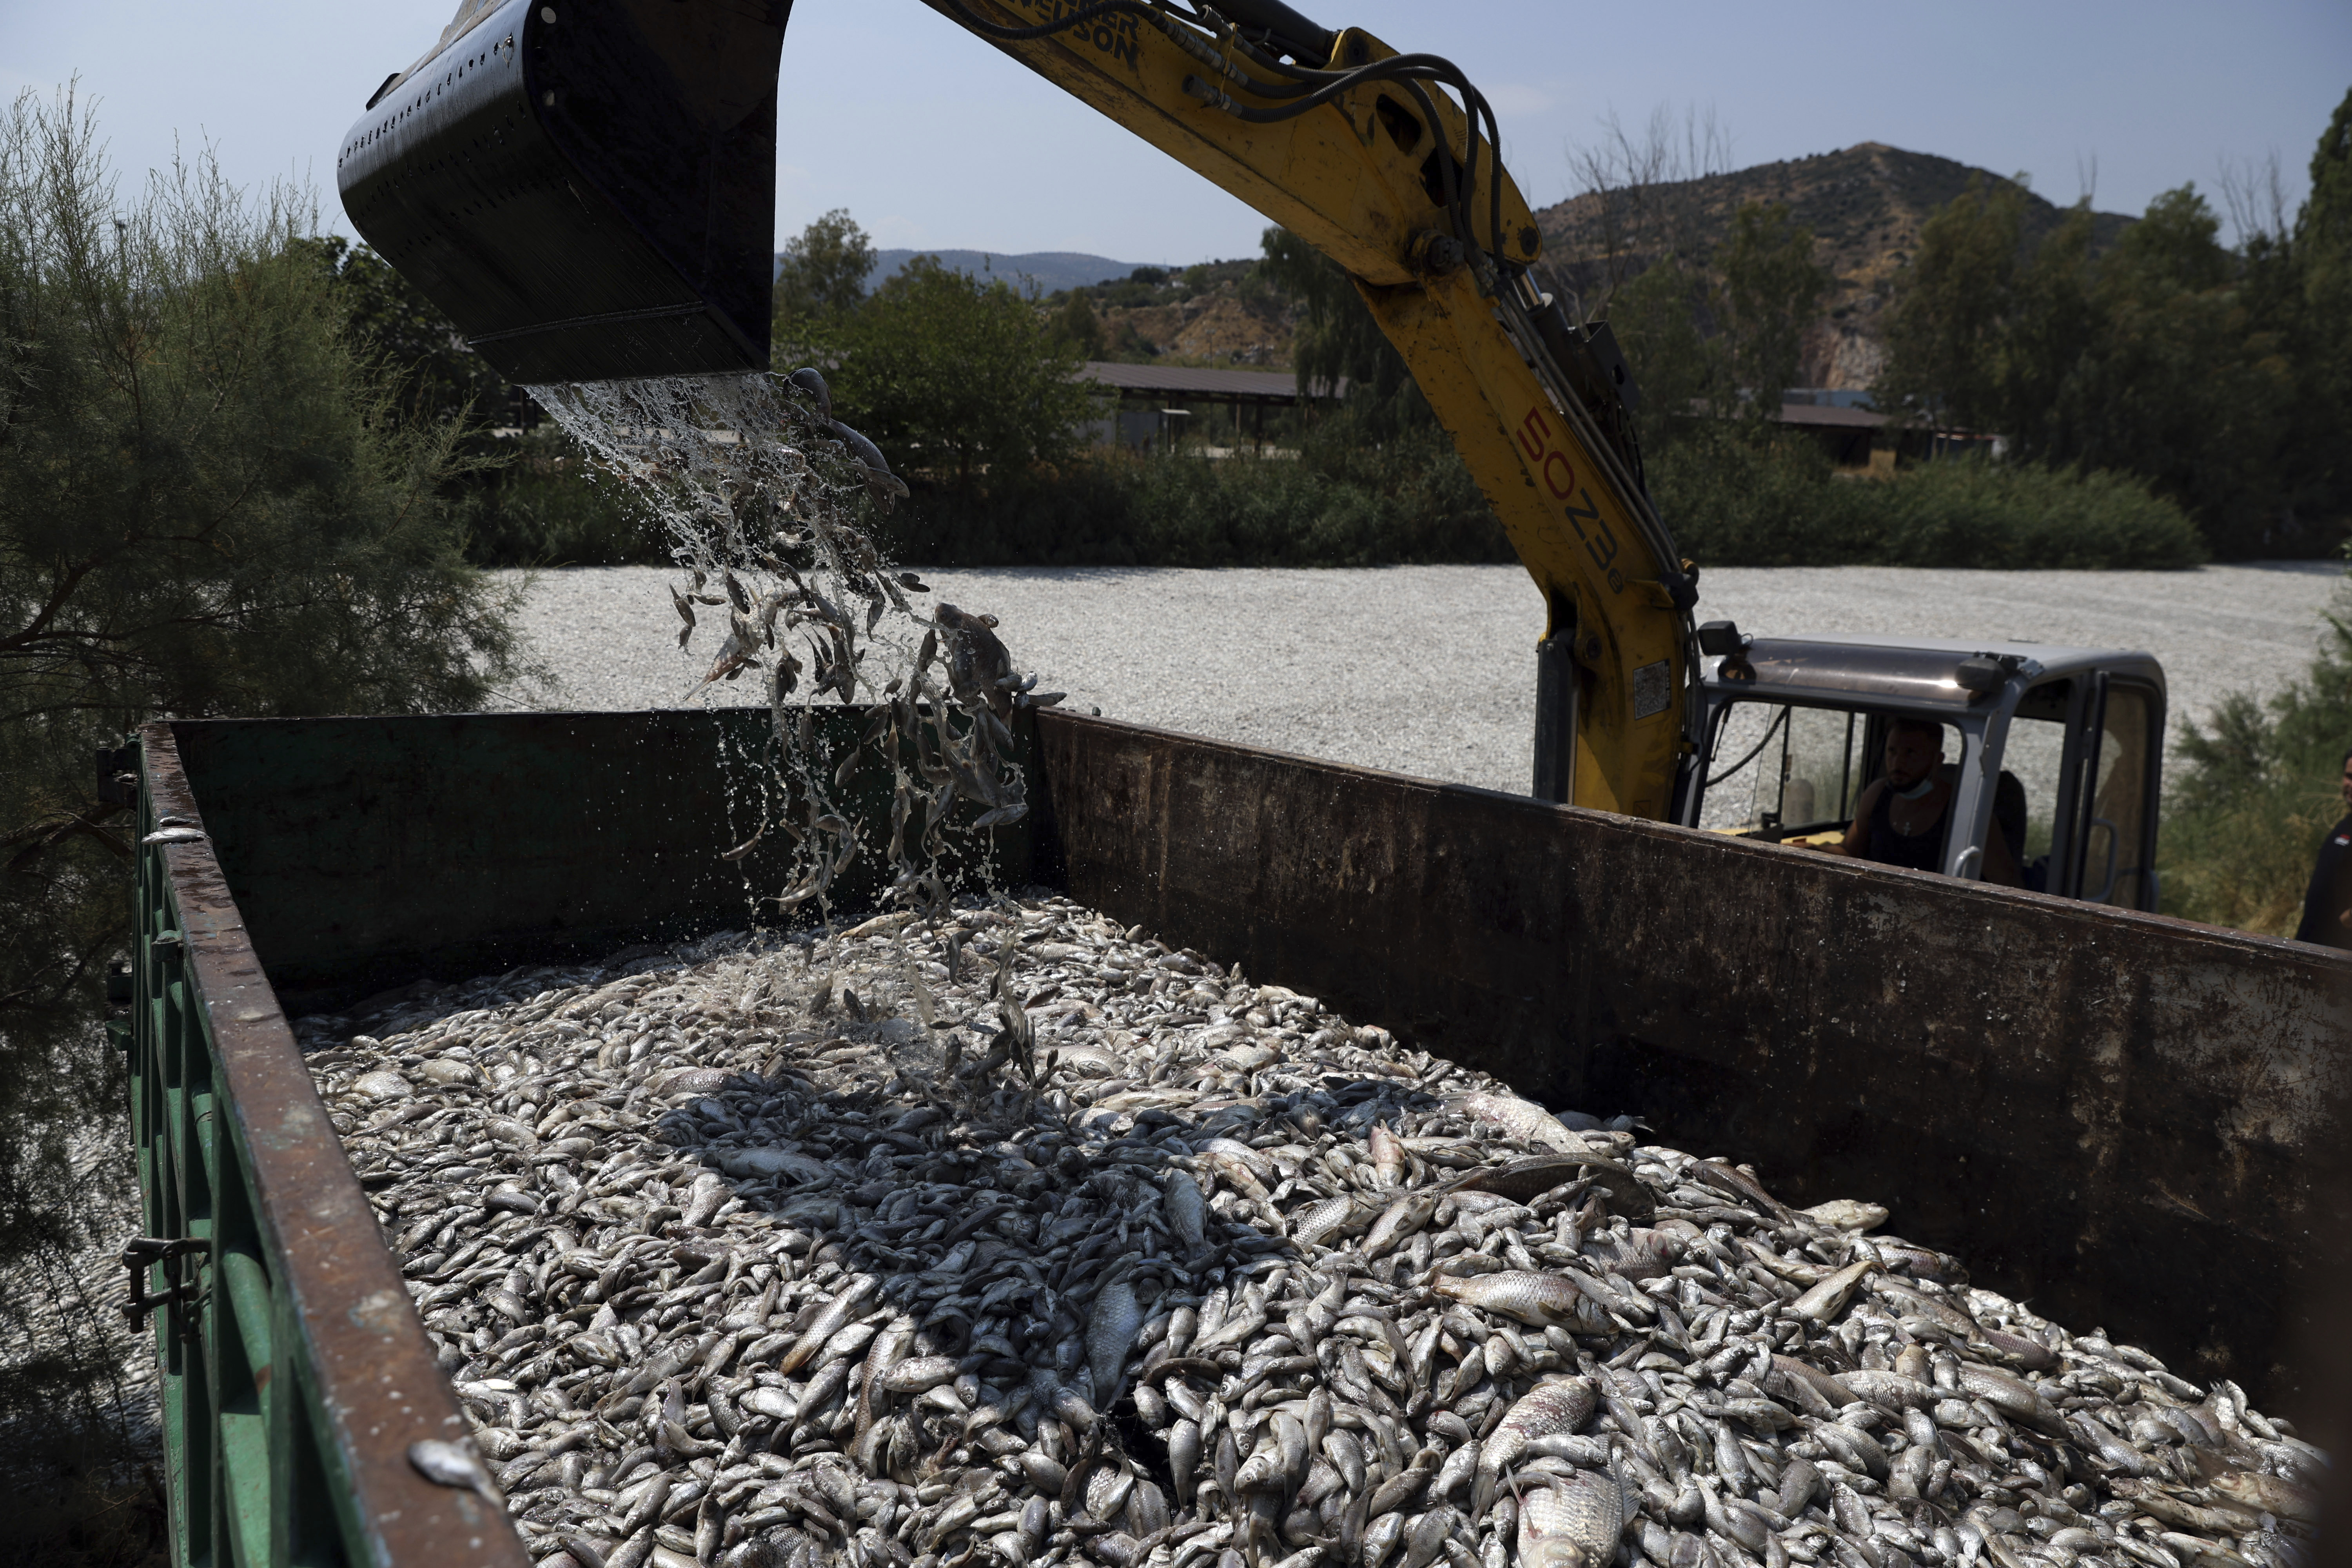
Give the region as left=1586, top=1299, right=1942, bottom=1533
left=7, top=1, right=2347, bottom=265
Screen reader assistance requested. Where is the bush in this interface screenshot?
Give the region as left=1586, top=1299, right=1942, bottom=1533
left=884, top=416, right=1512, bottom=568
left=1652, top=430, right=2206, bottom=570
left=2160, top=586, right=2352, bottom=935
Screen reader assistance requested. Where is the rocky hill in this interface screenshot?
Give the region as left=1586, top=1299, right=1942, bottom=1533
left=1052, top=259, right=1304, bottom=368
left=1531, top=142, right=2135, bottom=390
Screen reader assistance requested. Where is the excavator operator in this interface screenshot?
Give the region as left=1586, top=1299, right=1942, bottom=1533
left=1811, top=717, right=2021, bottom=886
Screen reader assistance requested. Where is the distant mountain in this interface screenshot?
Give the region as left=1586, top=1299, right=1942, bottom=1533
left=772, top=248, right=1171, bottom=297
left=1532, top=142, right=2136, bottom=391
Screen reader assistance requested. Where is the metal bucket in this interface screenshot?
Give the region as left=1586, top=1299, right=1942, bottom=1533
left=336, top=0, right=789, bottom=383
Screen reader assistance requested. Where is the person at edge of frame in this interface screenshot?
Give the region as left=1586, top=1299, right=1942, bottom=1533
left=2292, top=747, right=2352, bottom=948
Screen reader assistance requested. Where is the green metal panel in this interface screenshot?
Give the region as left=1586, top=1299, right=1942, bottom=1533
left=131, top=727, right=537, bottom=1568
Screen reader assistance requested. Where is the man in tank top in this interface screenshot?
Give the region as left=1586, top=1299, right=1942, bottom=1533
left=1810, top=717, right=2020, bottom=885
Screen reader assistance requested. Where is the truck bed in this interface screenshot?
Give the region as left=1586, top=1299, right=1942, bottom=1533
left=131, top=707, right=2349, bottom=1565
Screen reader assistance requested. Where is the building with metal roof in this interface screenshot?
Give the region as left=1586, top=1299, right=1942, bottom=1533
left=1073, top=361, right=1345, bottom=451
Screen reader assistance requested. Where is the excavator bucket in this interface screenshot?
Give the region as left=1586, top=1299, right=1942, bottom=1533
left=338, top=0, right=789, bottom=385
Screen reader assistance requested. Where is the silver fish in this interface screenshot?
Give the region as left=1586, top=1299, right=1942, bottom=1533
left=300, top=889, right=2323, bottom=1568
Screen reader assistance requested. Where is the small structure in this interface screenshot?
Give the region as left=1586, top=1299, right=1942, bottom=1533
left=1771, top=398, right=1887, bottom=469
left=1775, top=389, right=2002, bottom=468
left=1074, top=361, right=1344, bottom=452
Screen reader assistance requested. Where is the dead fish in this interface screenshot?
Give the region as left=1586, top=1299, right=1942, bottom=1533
left=1517, top=1467, right=1626, bottom=1568
left=1451, top=1092, right=1589, bottom=1155
left=304, top=887, right=2310, bottom=1568
left=1477, top=1377, right=1597, bottom=1515
left=1088, top=1274, right=1144, bottom=1402
left=1432, top=1271, right=1608, bottom=1334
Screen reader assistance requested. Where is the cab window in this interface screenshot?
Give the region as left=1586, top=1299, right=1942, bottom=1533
left=2082, top=683, right=2156, bottom=907
left=2002, top=680, right=2071, bottom=892
left=1701, top=702, right=1869, bottom=841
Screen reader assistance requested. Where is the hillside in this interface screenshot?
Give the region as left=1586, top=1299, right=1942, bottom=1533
left=1532, top=142, right=2135, bottom=390
left=1047, top=258, right=1303, bottom=367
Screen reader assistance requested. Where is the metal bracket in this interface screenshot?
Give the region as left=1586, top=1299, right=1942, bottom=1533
left=122, top=1236, right=208, bottom=1327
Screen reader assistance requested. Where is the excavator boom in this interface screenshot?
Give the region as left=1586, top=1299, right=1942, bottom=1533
left=338, top=0, right=1698, bottom=817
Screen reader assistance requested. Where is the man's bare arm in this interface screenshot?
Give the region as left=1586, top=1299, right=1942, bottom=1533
left=1808, top=780, right=1880, bottom=858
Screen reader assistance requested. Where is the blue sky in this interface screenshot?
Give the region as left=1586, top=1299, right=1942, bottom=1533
left=7, top=1, right=2347, bottom=265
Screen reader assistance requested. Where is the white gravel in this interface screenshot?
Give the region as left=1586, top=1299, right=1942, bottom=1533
left=500, top=562, right=2344, bottom=796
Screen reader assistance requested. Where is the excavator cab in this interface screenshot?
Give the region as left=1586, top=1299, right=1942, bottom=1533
left=337, top=0, right=790, bottom=383
left=1684, top=630, right=2165, bottom=910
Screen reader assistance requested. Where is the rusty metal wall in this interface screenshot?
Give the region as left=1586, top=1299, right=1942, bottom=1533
left=140, top=722, right=531, bottom=1568
left=1029, top=710, right=2352, bottom=1416
left=169, top=709, right=1027, bottom=1014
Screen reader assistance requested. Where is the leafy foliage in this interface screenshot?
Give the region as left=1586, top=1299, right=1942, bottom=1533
left=1256, top=227, right=1426, bottom=437
left=1606, top=200, right=1830, bottom=443
left=291, top=233, right=655, bottom=565
left=829, top=254, right=1096, bottom=489
left=1873, top=89, right=2352, bottom=558
left=2162, top=586, right=2352, bottom=935
left=770, top=207, right=877, bottom=346
left=882, top=424, right=1512, bottom=568
left=0, top=85, right=532, bottom=1539
left=1651, top=430, right=2203, bottom=569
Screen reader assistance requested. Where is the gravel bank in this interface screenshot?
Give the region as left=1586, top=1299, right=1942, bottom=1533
left=503, top=564, right=2342, bottom=797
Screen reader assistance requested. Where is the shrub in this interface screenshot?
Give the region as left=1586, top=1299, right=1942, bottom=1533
left=2160, top=586, right=2352, bottom=935
left=1652, top=431, right=2205, bottom=570
left=465, top=432, right=664, bottom=566
left=886, top=416, right=1512, bottom=568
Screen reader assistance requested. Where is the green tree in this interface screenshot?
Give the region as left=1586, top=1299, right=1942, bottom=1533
left=297, top=234, right=512, bottom=430
left=832, top=255, right=1094, bottom=488
left=1051, top=288, right=1106, bottom=360
left=1609, top=254, right=1719, bottom=446
left=2288, top=88, right=2352, bottom=530
left=1609, top=200, right=1827, bottom=444
left=1875, top=176, right=2030, bottom=434
left=772, top=207, right=876, bottom=348
left=0, top=85, right=530, bottom=1533
left=2047, top=185, right=2294, bottom=553
left=1718, top=201, right=1831, bottom=412
left=1256, top=226, right=1426, bottom=437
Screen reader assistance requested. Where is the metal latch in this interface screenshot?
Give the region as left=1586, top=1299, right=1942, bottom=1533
left=121, top=1236, right=208, bottom=1326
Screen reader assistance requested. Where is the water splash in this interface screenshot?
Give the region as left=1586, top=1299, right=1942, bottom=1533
left=527, top=370, right=1058, bottom=931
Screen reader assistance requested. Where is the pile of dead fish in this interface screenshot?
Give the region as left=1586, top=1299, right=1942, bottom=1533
left=299, top=898, right=2328, bottom=1568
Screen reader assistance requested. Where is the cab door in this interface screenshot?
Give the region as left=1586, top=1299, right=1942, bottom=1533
left=2062, top=674, right=2161, bottom=909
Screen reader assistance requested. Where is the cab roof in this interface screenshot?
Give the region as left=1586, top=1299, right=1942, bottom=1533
left=1703, top=634, right=2166, bottom=711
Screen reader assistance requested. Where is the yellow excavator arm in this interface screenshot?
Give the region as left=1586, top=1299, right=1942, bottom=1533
left=338, top=0, right=1699, bottom=817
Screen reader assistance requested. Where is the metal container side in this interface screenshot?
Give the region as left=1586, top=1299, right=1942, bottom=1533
left=133, top=722, right=531, bottom=1568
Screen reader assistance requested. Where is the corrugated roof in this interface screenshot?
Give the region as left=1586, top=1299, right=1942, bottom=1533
left=1772, top=401, right=1887, bottom=428
left=1074, top=361, right=1343, bottom=399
